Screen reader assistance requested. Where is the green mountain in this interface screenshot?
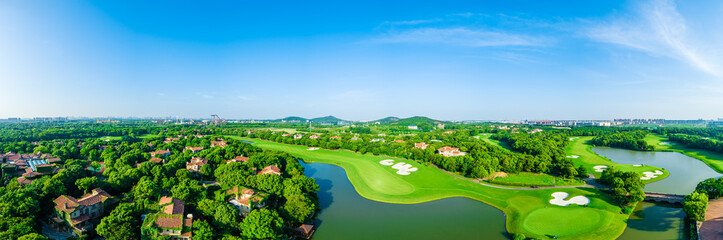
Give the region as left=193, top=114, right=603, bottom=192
left=373, top=116, right=402, bottom=124
left=279, top=116, right=308, bottom=122
left=372, top=116, right=446, bottom=126
left=310, top=115, right=345, bottom=123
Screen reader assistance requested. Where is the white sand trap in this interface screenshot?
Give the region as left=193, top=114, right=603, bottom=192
left=307, top=148, right=319, bottom=151
left=549, top=192, right=590, bottom=206
left=566, top=155, right=580, bottom=159
left=659, top=142, right=676, bottom=145
left=640, top=170, right=664, bottom=180
left=593, top=165, right=608, bottom=172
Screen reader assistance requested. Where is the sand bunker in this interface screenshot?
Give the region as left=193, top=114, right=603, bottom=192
left=640, top=170, right=664, bottom=180
left=566, top=155, right=580, bottom=159
left=307, top=148, right=319, bottom=151
left=659, top=142, right=676, bottom=145
left=550, top=192, right=590, bottom=206
left=593, top=165, right=608, bottom=172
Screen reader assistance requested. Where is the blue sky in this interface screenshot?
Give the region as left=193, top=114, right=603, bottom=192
left=1, top=0, right=722, bottom=121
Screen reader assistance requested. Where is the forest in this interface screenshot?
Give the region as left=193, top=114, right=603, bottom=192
left=0, top=123, right=320, bottom=240
left=590, top=130, right=654, bottom=151
left=667, top=134, right=723, bottom=154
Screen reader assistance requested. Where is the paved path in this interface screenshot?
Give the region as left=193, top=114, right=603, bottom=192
left=701, top=198, right=723, bottom=240
left=431, top=165, right=604, bottom=190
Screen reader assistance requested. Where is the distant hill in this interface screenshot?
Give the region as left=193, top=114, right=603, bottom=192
left=372, top=116, right=446, bottom=126
left=279, top=116, right=308, bottom=122
left=310, top=115, right=345, bottom=123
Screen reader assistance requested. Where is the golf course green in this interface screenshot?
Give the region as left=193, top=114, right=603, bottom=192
left=230, top=136, right=629, bottom=240
left=565, top=136, right=669, bottom=183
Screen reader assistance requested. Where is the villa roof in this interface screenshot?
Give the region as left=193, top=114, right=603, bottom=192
left=227, top=156, right=249, bottom=163
left=54, top=188, right=112, bottom=213
left=187, top=157, right=208, bottom=166
left=295, top=224, right=314, bottom=234
left=155, top=215, right=183, bottom=229
left=159, top=196, right=185, bottom=215
left=70, top=214, right=90, bottom=225
left=437, top=146, right=459, bottom=152
left=257, top=165, right=281, bottom=175
left=149, top=158, right=163, bottom=163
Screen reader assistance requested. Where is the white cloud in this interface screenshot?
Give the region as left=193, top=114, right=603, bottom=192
left=372, top=27, right=548, bottom=47
left=586, top=0, right=721, bottom=77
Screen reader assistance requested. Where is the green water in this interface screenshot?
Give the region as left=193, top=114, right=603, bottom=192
left=617, top=202, right=688, bottom=240
left=302, top=162, right=508, bottom=240
left=593, top=147, right=722, bottom=195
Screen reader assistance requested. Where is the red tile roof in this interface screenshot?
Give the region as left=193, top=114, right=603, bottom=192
left=437, top=146, right=459, bottom=152
left=159, top=196, right=185, bottom=215
left=226, top=156, right=249, bottom=164
left=257, top=165, right=282, bottom=175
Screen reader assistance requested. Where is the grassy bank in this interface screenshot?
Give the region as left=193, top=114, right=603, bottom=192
left=645, top=134, right=723, bottom=173
left=230, top=136, right=629, bottom=240
left=565, top=137, right=668, bottom=184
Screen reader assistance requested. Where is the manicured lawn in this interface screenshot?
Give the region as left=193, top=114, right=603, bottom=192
left=99, top=136, right=122, bottom=141
left=566, top=137, right=668, bottom=183
left=230, top=136, right=629, bottom=240
left=139, top=134, right=158, bottom=139
left=645, top=134, right=723, bottom=173
left=479, top=134, right=517, bottom=152
left=489, top=172, right=585, bottom=187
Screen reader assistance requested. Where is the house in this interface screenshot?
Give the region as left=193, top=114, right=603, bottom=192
left=52, top=188, right=113, bottom=235
left=142, top=196, right=193, bottom=239
left=293, top=134, right=304, bottom=140
left=282, top=133, right=291, bottom=137
left=5, top=153, right=60, bottom=184
left=184, top=146, right=203, bottom=153
left=437, top=123, right=445, bottom=129
left=210, top=141, right=227, bottom=148
left=444, top=131, right=455, bottom=134
left=186, top=157, right=208, bottom=172
left=437, top=146, right=467, bottom=157
left=226, top=186, right=269, bottom=216
left=194, top=134, right=207, bottom=138
left=149, top=158, right=163, bottom=164
left=414, top=142, right=429, bottom=150
left=309, top=135, right=320, bottom=139
left=151, top=149, right=171, bottom=158
left=227, top=156, right=249, bottom=164
left=245, top=130, right=254, bottom=135
left=370, top=138, right=385, bottom=143
left=393, top=140, right=405, bottom=143
left=408, top=125, right=418, bottom=130
left=294, top=224, right=315, bottom=239
left=350, top=136, right=360, bottom=141
left=329, top=136, right=342, bottom=140
left=257, top=165, right=281, bottom=175
left=146, top=143, right=154, bottom=149
left=529, top=129, right=543, bottom=134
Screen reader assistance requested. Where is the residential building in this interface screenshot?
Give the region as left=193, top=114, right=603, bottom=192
left=294, top=224, right=316, bottom=239
left=293, top=134, right=304, bottom=140
left=408, top=125, right=418, bottom=130
left=142, top=196, right=193, bottom=239
left=329, top=136, right=342, bottom=140
left=52, top=189, right=113, bottom=235
left=150, top=149, right=171, bottom=158
left=350, top=136, right=360, bottom=141
left=393, top=140, right=406, bottom=143
left=437, top=123, right=445, bottom=129
left=226, top=186, right=269, bottom=216
left=437, top=146, right=467, bottom=157
left=210, top=140, right=227, bottom=148
left=184, top=146, right=203, bottom=153
left=414, top=142, right=429, bottom=150
left=227, top=156, right=249, bottom=164
left=257, top=165, right=281, bottom=175
left=186, top=157, right=208, bottom=172
left=309, top=135, right=320, bottom=139
left=370, top=138, right=385, bottom=143
left=149, top=158, right=163, bottom=164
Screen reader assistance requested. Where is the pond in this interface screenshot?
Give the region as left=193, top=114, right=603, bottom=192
left=617, top=202, right=688, bottom=240
left=302, top=162, right=508, bottom=240
left=593, top=147, right=722, bottom=195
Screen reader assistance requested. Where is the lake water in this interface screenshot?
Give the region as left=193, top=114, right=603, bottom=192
left=617, top=202, right=688, bottom=240
left=302, top=162, right=508, bottom=240
left=593, top=147, right=722, bottom=195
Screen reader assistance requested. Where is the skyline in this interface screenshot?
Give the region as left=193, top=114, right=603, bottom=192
left=2, top=0, right=723, bottom=120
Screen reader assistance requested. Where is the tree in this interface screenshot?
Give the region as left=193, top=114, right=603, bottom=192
left=97, top=203, right=141, bottom=240
left=281, top=194, right=316, bottom=225
left=240, top=209, right=285, bottom=240
left=213, top=204, right=239, bottom=232
left=42, top=178, right=67, bottom=199
left=132, top=178, right=160, bottom=202
left=683, top=191, right=708, bottom=221
left=695, top=178, right=723, bottom=199
left=75, top=177, right=100, bottom=194
left=18, top=233, right=49, bottom=240
left=192, top=219, right=214, bottom=240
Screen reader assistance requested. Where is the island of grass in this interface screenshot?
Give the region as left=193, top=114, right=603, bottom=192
left=645, top=134, right=723, bottom=173
left=565, top=136, right=669, bottom=183
left=229, top=136, right=630, bottom=240
left=487, top=172, right=585, bottom=187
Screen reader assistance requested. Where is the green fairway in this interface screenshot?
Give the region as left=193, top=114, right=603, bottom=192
left=479, top=134, right=517, bottom=152
left=645, top=134, right=723, bottom=173
left=139, top=134, right=158, bottom=139
left=565, top=137, right=668, bottom=183
left=489, top=172, right=585, bottom=187
left=231, top=136, right=629, bottom=240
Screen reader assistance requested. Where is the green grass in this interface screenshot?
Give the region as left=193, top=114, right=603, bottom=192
left=99, top=136, right=122, bottom=141
left=565, top=137, right=668, bottom=184
left=479, top=134, right=517, bottom=152
left=645, top=134, right=723, bottom=173
left=230, top=136, right=629, bottom=240
left=139, top=134, right=158, bottom=139
left=489, top=172, right=585, bottom=187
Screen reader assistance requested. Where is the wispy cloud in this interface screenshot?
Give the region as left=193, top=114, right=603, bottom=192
left=373, top=27, right=548, bottom=47
left=237, top=95, right=254, bottom=101
left=586, top=0, right=721, bottom=77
